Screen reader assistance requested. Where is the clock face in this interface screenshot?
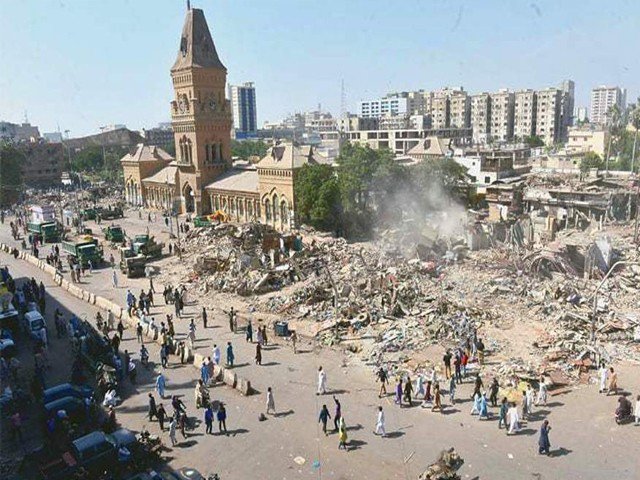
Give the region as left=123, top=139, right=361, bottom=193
left=208, top=99, right=216, bottom=111
left=178, top=98, right=187, bottom=113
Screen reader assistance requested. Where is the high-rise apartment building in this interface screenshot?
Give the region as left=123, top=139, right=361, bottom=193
left=386, top=90, right=432, bottom=116
left=590, top=85, right=627, bottom=125
left=431, top=91, right=449, bottom=129
left=489, top=90, right=515, bottom=142
left=229, top=82, right=257, bottom=138
left=535, top=88, right=562, bottom=145
left=360, top=96, right=408, bottom=118
left=559, top=80, right=575, bottom=139
left=470, top=93, right=491, bottom=143
left=513, top=89, right=536, bottom=140
left=449, top=90, right=471, bottom=129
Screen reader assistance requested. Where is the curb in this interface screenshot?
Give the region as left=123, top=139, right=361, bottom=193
left=0, top=242, right=255, bottom=396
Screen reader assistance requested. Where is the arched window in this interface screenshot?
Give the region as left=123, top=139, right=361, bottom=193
left=265, top=199, right=271, bottom=221
left=247, top=202, right=253, bottom=218
left=281, top=201, right=288, bottom=227
left=187, top=140, right=193, bottom=164
left=272, top=194, right=279, bottom=223
left=238, top=199, right=244, bottom=218
left=205, top=144, right=210, bottom=163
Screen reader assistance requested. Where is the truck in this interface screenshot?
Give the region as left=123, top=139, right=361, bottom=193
left=132, top=234, right=163, bottom=259
left=27, top=221, right=61, bottom=243
left=80, top=208, right=98, bottom=220
left=97, top=206, right=124, bottom=220
left=62, top=236, right=104, bottom=267
left=103, top=224, right=125, bottom=243
left=119, top=247, right=147, bottom=278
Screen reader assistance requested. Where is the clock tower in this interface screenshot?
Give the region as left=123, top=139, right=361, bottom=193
left=170, top=7, right=232, bottom=214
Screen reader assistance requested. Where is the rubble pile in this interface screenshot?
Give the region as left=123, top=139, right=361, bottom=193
left=418, top=448, right=464, bottom=480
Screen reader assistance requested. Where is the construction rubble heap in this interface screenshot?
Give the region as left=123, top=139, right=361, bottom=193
left=158, top=212, right=640, bottom=389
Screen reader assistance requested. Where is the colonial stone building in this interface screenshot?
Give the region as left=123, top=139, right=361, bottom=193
left=121, top=6, right=323, bottom=231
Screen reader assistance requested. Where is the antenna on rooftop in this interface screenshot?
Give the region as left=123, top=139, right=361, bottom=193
left=23, top=110, right=29, bottom=124
left=186, top=0, right=191, bottom=10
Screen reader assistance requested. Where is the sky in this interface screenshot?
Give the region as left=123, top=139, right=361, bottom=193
left=0, top=0, right=638, bottom=137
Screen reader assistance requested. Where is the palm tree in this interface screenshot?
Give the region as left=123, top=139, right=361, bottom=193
left=630, top=104, right=640, bottom=173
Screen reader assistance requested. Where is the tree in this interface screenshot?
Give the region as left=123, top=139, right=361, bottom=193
left=231, top=140, right=268, bottom=160
left=523, top=135, right=544, bottom=148
left=580, top=151, right=603, bottom=174
left=295, top=164, right=341, bottom=231
left=0, top=143, right=25, bottom=207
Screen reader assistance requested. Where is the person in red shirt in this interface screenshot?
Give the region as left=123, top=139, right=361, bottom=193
left=461, top=352, right=469, bottom=380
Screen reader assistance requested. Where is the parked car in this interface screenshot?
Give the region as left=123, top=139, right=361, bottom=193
left=43, top=383, right=93, bottom=404
left=44, top=396, right=87, bottom=423
left=24, top=310, right=47, bottom=341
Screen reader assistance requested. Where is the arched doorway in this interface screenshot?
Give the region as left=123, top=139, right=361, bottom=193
left=183, top=183, right=195, bottom=213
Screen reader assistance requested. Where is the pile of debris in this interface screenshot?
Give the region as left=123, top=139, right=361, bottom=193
left=418, top=448, right=464, bottom=480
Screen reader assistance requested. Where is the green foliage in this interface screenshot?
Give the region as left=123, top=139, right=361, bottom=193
left=231, top=140, right=268, bottom=160
left=69, top=145, right=126, bottom=182
left=0, top=142, right=25, bottom=206
left=295, top=164, right=341, bottom=231
left=294, top=143, right=468, bottom=238
left=580, top=152, right=603, bottom=173
left=523, top=135, right=544, bottom=148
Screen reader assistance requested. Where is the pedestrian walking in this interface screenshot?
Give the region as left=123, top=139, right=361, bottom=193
left=112, top=270, right=118, bottom=288
left=377, top=367, right=389, bottom=397
left=489, top=378, right=500, bottom=407
left=156, top=373, right=166, bottom=398
left=117, top=320, right=124, bottom=339
left=443, top=350, right=452, bottom=379
left=255, top=343, right=262, bottom=365
left=498, top=397, right=508, bottom=430
left=266, top=387, right=276, bottom=415
left=202, top=306, right=207, bottom=328
left=536, top=376, right=548, bottom=406
left=212, top=344, right=221, bottom=365
left=169, top=417, right=177, bottom=446
left=507, top=402, right=520, bottom=434
left=394, top=378, right=403, bottom=407
left=338, top=417, right=348, bottom=451
left=318, top=404, right=331, bottom=435
left=148, top=393, right=158, bottom=421
left=333, top=396, right=341, bottom=432
left=374, top=406, right=386, bottom=437
left=246, top=321, right=253, bottom=343
left=226, top=342, right=234, bottom=367
left=205, top=405, right=214, bottom=434
left=217, top=404, right=227, bottom=434
left=634, top=394, right=640, bottom=425
left=538, top=420, right=551, bottom=455
left=160, top=344, right=168, bottom=368
left=291, top=330, right=298, bottom=354
left=188, top=319, right=196, bottom=350
left=200, top=360, right=210, bottom=385
left=598, top=362, right=608, bottom=393
left=403, top=377, right=413, bottom=406
left=157, top=403, right=166, bottom=431
left=317, top=366, right=327, bottom=395
left=448, top=375, right=456, bottom=404
left=136, top=323, right=143, bottom=343
left=607, top=367, right=618, bottom=396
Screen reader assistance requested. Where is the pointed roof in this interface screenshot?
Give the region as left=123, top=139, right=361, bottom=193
left=257, top=142, right=322, bottom=170
left=119, top=144, right=174, bottom=164
left=171, top=8, right=226, bottom=72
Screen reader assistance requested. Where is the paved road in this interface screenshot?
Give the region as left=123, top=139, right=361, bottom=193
left=1, top=215, right=639, bottom=479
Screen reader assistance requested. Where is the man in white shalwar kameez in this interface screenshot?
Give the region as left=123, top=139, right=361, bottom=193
left=599, top=363, right=608, bottom=393
left=375, top=406, right=386, bottom=437
left=317, top=366, right=327, bottom=395
left=507, top=403, right=520, bottom=434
